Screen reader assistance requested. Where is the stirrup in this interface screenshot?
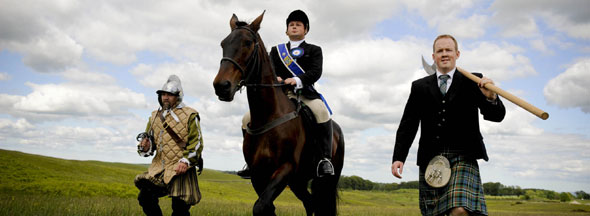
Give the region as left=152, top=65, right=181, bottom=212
left=237, top=164, right=251, bottom=179
left=316, top=158, right=335, bottom=177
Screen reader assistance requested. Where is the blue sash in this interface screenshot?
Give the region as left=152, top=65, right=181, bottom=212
left=277, top=43, right=332, bottom=115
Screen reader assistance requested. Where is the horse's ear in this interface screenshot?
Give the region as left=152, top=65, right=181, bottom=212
left=250, top=10, right=265, bottom=32
left=230, top=14, right=238, bottom=30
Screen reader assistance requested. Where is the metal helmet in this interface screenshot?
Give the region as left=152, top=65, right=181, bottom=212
left=286, top=10, right=309, bottom=31
left=156, top=74, right=184, bottom=107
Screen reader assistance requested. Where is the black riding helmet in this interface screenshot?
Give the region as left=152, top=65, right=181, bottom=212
left=286, top=10, right=309, bottom=32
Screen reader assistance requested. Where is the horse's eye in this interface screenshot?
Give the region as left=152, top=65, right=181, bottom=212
left=244, top=40, right=253, bottom=47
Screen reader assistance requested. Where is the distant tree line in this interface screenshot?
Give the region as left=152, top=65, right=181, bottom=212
left=482, top=182, right=524, bottom=196
left=575, top=190, right=590, bottom=200
left=518, top=188, right=574, bottom=202
left=338, top=176, right=585, bottom=202
left=483, top=182, right=581, bottom=202
left=337, top=175, right=418, bottom=191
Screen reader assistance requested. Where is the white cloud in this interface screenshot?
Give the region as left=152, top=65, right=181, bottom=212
left=0, top=94, right=25, bottom=113
left=485, top=132, right=590, bottom=182
left=0, top=114, right=150, bottom=164
left=460, top=41, right=536, bottom=81
left=307, top=0, right=400, bottom=41
left=437, top=14, right=488, bottom=39
left=0, top=68, right=147, bottom=121
left=1, top=0, right=402, bottom=72
left=61, top=68, right=117, bottom=84
left=529, top=39, right=553, bottom=55
left=545, top=36, right=574, bottom=51
left=490, top=0, right=590, bottom=39
left=11, top=82, right=146, bottom=116
left=0, top=0, right=84, bottom=72
left=544, top=58, right=590, bottom=113
left=0, top=0, right=227, bottom=69
left=492, top=11, right=539, bottom=38
left=0, top=118, right=34, bottom=131
left=400, top=0, right=487, bottom=39
left=0, top=72, right=9, bottom=80
left=544, top=13, right=590, bottom=40
left=0, top=0, right=48, bottom=42
left=401, top=0, right=476, bottom=24
left=5, top=26, right=83, bottom=72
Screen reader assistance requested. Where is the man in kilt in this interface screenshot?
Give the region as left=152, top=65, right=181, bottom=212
left=135, top=74, right=204, bottom=216
left=391, top=34, right=505, bottom=216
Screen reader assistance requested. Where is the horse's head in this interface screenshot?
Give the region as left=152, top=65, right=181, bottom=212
left=213, top=12, right=265, bottom=101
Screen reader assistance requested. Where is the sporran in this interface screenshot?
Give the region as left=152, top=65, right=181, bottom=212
left=424, top=155, right=451, bottom=188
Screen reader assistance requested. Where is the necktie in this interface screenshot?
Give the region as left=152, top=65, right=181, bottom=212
left=439, top=75, right=450, bottom=96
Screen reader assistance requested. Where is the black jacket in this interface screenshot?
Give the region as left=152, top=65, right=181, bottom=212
left=270, top=41, right=323, bottom=99
left=392, top=70, right=506, bottom=166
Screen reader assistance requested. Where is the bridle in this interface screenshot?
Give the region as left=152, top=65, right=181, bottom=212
left=220, top=26, right=286, bottom=91
left=219, top=26, right=299, bottom=135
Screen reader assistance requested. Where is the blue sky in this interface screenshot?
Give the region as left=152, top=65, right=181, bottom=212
left=1, top=0, right=589, bottom=193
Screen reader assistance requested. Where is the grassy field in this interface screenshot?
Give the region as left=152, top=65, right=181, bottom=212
left=1, top=149, right=589, bottom=215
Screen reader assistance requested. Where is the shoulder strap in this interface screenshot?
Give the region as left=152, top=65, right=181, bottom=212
left=158, top=111, right=187, bottom=148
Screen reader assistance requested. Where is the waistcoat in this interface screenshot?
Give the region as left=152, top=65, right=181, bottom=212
left=147, top=106, right=197, bottom=184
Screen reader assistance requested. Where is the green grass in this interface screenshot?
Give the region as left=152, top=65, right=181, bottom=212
left=1, top=149, right=589, bottom=215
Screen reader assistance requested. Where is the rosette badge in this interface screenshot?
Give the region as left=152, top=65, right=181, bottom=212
left=290, top=47, right=304, bottom=59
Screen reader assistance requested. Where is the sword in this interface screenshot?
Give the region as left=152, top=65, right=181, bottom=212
left=421, top=56, right=549, bottom=120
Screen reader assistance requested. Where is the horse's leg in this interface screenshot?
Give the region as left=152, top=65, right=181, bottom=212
left=251, top=172, right=270, bottom=197
left=250, top=170, right=273, bottom=215
left=252, top=162, right=293, bottom=216
left=289, top=179, right=314, bottom=216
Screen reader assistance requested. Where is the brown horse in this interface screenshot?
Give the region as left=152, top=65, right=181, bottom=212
left=213, top=12, right=345, bottom=215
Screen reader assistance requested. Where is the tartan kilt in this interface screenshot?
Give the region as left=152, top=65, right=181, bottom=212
left=135, top=166, right=201, bottom=205
left=418, top=153, right=487, bottom=216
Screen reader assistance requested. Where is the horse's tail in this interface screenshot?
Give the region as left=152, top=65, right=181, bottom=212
left=312, top=121, right=344, bottom=216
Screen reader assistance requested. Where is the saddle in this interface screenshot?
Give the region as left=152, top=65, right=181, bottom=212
left=291, top=98, right=317, bottom=130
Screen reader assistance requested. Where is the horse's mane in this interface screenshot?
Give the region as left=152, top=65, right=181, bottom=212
left=236, top=21, right=248, bottom=27
left=234, top=19, right=273, bottom=81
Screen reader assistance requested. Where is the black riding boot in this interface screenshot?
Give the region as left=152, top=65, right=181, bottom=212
left=171, top=197, right=191, bottom=216
left=237, top=128, right=252, bottom=179
left=317, top=119, right=335, bottom=177
left=138, top=189, right=163, bottom=216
